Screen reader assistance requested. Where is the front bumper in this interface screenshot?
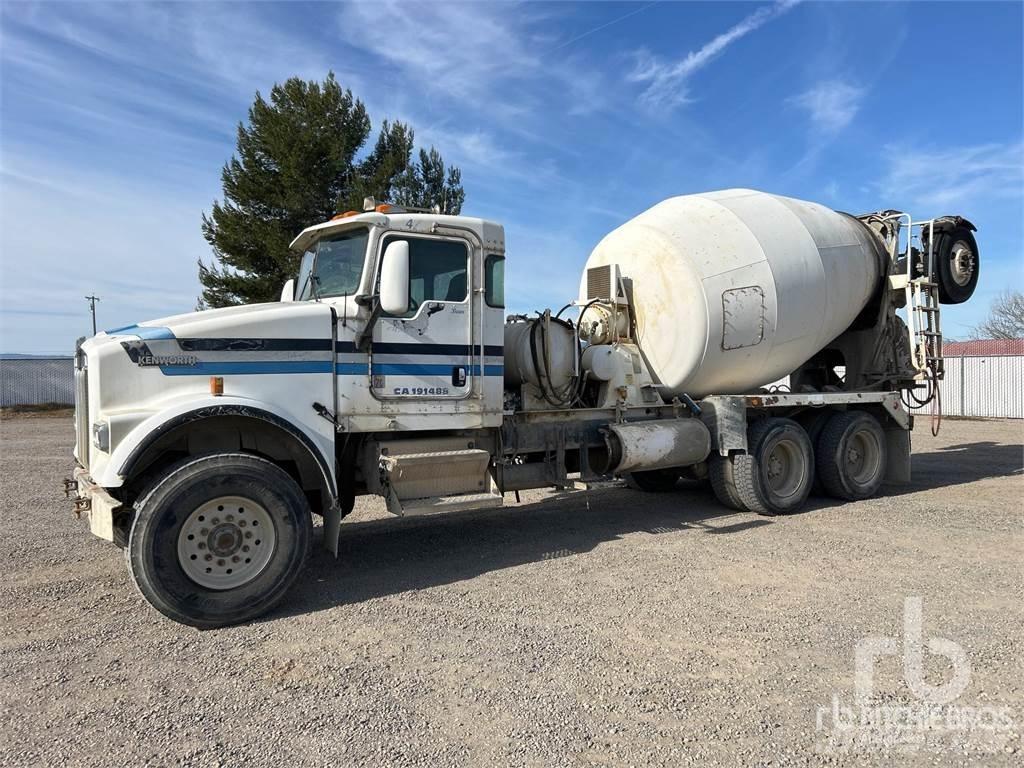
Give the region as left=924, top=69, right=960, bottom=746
left=65, top=465, right=124, bottom=543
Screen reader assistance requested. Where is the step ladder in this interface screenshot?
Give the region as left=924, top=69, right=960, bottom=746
left=884, top=214, right=944, bottom=378
left=379, top=449, right=503, bottom=517
left=908, top=278, right=944, bottom=377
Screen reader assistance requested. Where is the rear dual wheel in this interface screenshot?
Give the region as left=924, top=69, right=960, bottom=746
left=624, top=463, right=708, bottom=492
left=709, top=452, right=746, bottom=511
left=625, top=467, right=683, bottom=492
left=734, top=418, right=815, bottom=515
left=709, top=418, right=814, bottom=516
left=709, top=411, right=888, bottom=513
left=815, top=411, right=887, bottom=500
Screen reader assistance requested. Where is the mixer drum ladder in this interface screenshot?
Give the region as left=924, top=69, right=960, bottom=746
left=885, top=214, right=945, bottom=379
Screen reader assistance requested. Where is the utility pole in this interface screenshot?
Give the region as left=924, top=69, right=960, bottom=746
left=85, top=295, right=100, bottom=335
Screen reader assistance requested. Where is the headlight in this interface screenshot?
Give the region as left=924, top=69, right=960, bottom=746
left=91, top=421, right=110, bottom=453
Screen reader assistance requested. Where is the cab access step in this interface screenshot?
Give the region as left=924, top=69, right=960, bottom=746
left=378, top=448, right=503, bottom=517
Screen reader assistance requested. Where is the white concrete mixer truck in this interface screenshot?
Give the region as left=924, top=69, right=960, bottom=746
left=67, top=189, right=980, bottom=627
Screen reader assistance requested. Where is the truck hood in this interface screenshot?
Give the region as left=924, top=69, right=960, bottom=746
left=95, top=300, right=352, bottom=349
left=103, top=302, right=293, bottom=340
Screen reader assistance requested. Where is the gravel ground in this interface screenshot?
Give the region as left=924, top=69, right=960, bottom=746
left=1, top=414, right=1021, bottom=767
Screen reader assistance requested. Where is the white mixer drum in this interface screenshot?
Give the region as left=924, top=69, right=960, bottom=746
left=580, top=189, right=884, bottom=397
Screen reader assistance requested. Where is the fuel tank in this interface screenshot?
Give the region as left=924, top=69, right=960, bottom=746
left=580, top=189, right=885, bottom=397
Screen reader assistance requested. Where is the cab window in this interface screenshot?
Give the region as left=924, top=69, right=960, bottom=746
left=485, top=254, right=505, bottom=308
left=382, top=235, right=469, bottom=314
left=297, top=227, right=368, bottom=300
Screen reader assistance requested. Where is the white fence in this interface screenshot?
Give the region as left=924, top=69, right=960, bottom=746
left=0, top=357, right=74, bottom=407
left=939, top=355, right=1024, bottom=419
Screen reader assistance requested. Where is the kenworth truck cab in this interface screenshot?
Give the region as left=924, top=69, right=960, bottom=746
left=71, top=202, right=510, bottom=626
left=68, top=193, right=979, bottom=627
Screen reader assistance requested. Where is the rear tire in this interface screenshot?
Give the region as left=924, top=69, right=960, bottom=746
left=800, top=409, right=833, bottom=496
left=709, top=453, right=747, bottom=511
left=624, top=468, right=681, bottom=492
left=127, top=453, right=312, bottom=629
left=816, top=411, right=887, bottom=500
left=678, top=462, right=709, bottom=489
left=733, top=418, right=814, bottom=516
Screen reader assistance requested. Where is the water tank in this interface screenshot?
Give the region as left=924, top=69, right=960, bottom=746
left=504, top=317, right=577, bottom=393
left=579, top=189, right=885, bottom=397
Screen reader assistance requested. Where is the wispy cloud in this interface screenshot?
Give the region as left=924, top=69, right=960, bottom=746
left=627, top=0, right=799, bottom=110
left=790, top=79, right=865, bottom=133
left=879, top=141, right=1024, bottom=210
left=337, top=1, right=538, bottom=105
left=336, top=2, right=625, bottom=123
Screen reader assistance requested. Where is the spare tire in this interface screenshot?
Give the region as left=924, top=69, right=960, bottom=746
left=934, top=226, right=979, bottom=304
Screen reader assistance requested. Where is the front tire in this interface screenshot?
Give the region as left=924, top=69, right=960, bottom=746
left=127, top=453, right=312, bottom=629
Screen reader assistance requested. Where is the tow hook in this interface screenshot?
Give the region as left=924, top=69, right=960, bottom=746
left=72, top=496, right=91, bottom=518
left=62, top=478, right=78, bottom=498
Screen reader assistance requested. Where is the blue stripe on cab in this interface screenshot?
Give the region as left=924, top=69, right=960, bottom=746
left=160, top=361, right=333, bottom=375
left=108, top=324, right=177, bottom=340
left=336, top=362, right=369, bottom=375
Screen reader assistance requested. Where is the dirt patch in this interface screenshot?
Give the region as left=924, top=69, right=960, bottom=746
left=1, top=403, right=74, bottom=420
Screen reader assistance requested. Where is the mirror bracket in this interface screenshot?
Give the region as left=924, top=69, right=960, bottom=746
left=354, top=302, right=382, bottom=352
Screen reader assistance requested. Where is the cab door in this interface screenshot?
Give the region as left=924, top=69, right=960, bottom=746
left=369, top=232, right=476, bottom=402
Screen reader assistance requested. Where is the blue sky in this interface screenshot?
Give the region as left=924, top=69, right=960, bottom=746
left=1, top=0, right=1021, bottom=353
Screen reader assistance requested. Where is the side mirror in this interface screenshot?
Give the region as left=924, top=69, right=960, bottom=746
left=280, top=278, right=295, bottom=303
left=379, top=241, right=409, bottom=315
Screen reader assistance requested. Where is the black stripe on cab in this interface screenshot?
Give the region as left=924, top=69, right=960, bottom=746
left=178, top=338, right=333, bottom=352
left=335, top=341, right=503, bottom=356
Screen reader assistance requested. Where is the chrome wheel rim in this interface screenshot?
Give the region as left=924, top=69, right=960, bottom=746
left=176, top=496, right=276, bottom=590
left=846, top=430, right=882, bottom=486
left=764, top=439, right=806, bottom=499
left=950, top=241, right=974, bottom=287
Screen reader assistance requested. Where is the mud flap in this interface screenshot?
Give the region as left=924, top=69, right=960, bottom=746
left=885, top=427, right=911, bottom=484
left=323, top=502, right=342, bottom=556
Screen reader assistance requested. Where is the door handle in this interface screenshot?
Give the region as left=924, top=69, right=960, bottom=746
left=451, top=366, right=467, bottom=387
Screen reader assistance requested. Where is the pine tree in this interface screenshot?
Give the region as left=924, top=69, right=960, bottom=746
left=199, top=73, right=465, bottom=307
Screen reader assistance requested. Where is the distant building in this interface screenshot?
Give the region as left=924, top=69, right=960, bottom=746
left=943, top=339, right=1024, bottom=357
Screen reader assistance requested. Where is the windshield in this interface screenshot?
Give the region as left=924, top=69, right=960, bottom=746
left=296, top=227, right=369, bottom=300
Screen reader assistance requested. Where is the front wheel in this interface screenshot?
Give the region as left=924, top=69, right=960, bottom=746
left=127, top=453, right=312, bottom=629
